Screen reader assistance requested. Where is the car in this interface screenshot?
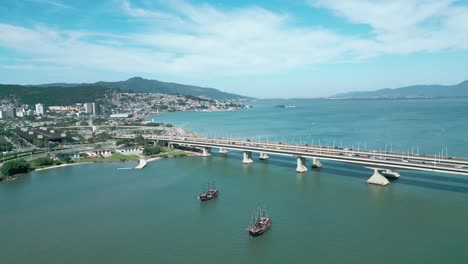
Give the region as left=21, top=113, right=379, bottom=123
left=402, top=159, right=409, bottom=163
left=455, top=165, right=465, bottom=169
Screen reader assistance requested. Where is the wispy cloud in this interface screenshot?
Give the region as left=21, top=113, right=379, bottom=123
left=28, top=0, right=71, bottom=9
left=1, top=0, right=467, bottom=79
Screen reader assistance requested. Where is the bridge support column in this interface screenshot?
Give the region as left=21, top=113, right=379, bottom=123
left=259, top=152, right=269, bottom=160
left=218, top=148, right=228, bottom=154
left=367, top=168, right=390, bottom=186
left=202, top=147, right=212, bottom=157
left=311, top=158, right=322, bottom=168
left=243, top=151, right=253, bottom=164
left=296, top=156, right=308, bottom=173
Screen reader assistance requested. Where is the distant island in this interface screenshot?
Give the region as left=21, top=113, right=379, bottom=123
left=275, top=105, right=296, bottom=108
left=331, top=80, right=468, bottom=99
left=33, top=77, right=251, bottom=101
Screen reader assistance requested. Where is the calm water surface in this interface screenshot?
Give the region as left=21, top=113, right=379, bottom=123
left=1, top=98, right=468, bottom=263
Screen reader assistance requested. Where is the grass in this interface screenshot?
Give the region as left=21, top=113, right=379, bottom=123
left=159, top=149, right=187, bottom=158
left=77, top=152, right=140, bottom=163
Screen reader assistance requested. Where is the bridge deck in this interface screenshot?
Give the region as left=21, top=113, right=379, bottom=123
left=138, top=136, right=468, bottom=176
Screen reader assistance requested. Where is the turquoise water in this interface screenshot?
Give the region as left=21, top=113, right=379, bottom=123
left=1, top=98, right=468, bottom=263
left=154, top=98, right=468, bottom=156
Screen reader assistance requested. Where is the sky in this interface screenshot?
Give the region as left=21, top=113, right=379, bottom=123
left=1, top=0, right=468, bottom=98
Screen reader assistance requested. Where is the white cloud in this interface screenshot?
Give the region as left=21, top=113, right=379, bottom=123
left=0, top=0, right=468, bottom=80
left=311, top=0, right=468, bottom=53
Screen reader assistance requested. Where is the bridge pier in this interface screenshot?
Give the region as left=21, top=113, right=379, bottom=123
left=219, top=148, right=228, bottom=155
left=243, top=151, right=253, bottom=164
left=259, top=152, right=269, bottom=160
left=296, top=156, right=308, bottom=173
left=202, top=147, right=212, bottom=157
left=367, top=168, right=390, bottom=186
left=311, top=158, right=322, bottom=168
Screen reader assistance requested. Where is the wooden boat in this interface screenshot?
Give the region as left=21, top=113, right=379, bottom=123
left=197, top=181, right=219, bottom=201
left=246, top=207, right=271, bottom=237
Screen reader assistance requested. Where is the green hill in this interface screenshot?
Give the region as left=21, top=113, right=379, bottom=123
left=0, top=84, right=112, bottom=105
left=332, top=80, right=468, bottom=99
left=36, top=77, right=250, bottom=100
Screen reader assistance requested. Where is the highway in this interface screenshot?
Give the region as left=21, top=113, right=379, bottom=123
left=140, top=135, right=468, bottom=176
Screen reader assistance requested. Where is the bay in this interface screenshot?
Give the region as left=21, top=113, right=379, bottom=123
left=1, top=98, right=468, bottom=264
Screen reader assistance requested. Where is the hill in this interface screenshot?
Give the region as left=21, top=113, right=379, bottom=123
left=332, top=80, right=468, bottom=99
left=0, top=84, right=112, bottom=105
left=37, top=77, right=250, bottom=100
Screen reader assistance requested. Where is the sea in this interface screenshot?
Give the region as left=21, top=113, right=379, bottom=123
left=1, top=98, right=467, bottom=264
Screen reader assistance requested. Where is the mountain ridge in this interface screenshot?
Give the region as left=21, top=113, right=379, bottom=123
left=35, top=77, right=250, bottom=100
left=332, top=80, right=468, bottom=99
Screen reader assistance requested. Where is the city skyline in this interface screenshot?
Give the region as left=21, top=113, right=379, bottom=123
left=1, top=0, right=468, bottom=98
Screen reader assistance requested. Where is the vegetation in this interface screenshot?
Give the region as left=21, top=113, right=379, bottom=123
left=0, top=84, right=113, bottom=105
left=35, top=76, right=251, bottom=100
left=88, top=132, right=112, bottom=143
left=143, top=146, right=162, bottom=156
left=1, top=159, right=32, bottom=176
left=0, top=137, right=13, bottom=152
left=31, top=157, right=54, bottom=168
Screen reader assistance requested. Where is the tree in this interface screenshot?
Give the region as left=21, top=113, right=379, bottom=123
left=143, top=146, right=162, bottom=156
left=33, top=139, right=46, bottom=148
left=32, top=157, right=54, bottom=167
left=1, top=159, right=32, bottom=176
left=57, top=153, right=72, bottom=163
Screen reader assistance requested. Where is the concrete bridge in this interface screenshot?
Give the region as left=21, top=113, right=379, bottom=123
left=128, top=135, right=468, bottom=186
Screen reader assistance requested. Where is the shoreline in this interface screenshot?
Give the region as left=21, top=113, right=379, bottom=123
left=29, top=150, right=201, bottom=173
left=34, top=162, right=94, bottom=171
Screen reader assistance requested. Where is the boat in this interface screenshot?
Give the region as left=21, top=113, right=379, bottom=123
left=246, top=207, right=271, bottom=237
left=197, top=181, right=219, bottom=201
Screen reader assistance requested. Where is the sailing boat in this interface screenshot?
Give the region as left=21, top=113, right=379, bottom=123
left=246, top=207, right=271, bottom=237
left=197, top=181, right=219, bottom=201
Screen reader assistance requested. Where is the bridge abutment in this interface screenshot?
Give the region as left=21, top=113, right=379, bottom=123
left=296, top=156, right=308, bottom=173
left=367, top=168, right=390, bottom=186
left=243, top=151, right=254, bottom=164
left=312, top=158, right=322, bottom=168
left=202, top=147, right=212, bottom=157
left=259, top=152, right=269, bottom=160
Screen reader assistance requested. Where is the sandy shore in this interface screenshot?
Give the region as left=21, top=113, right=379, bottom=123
left=35, top=162, right=93, bottom=171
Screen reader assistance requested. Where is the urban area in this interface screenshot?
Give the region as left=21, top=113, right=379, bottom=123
left=0, top=92, right=249, bottom=180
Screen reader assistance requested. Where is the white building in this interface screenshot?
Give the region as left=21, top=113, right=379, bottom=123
left=110, top=113, right=132, bottom=119
left=92, top=102, right=100, bottom=116
left=84, top=102, right=93, bottom=114
left=35, top=103, right=44, bottom=116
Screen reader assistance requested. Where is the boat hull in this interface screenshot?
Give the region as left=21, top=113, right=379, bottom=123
left=198, top=190, right=219, bottom=201
left=248, top=222, right=271, bottom=237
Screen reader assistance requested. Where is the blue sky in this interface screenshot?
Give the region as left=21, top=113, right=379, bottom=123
left=1, top=0, right=468, bottom=98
